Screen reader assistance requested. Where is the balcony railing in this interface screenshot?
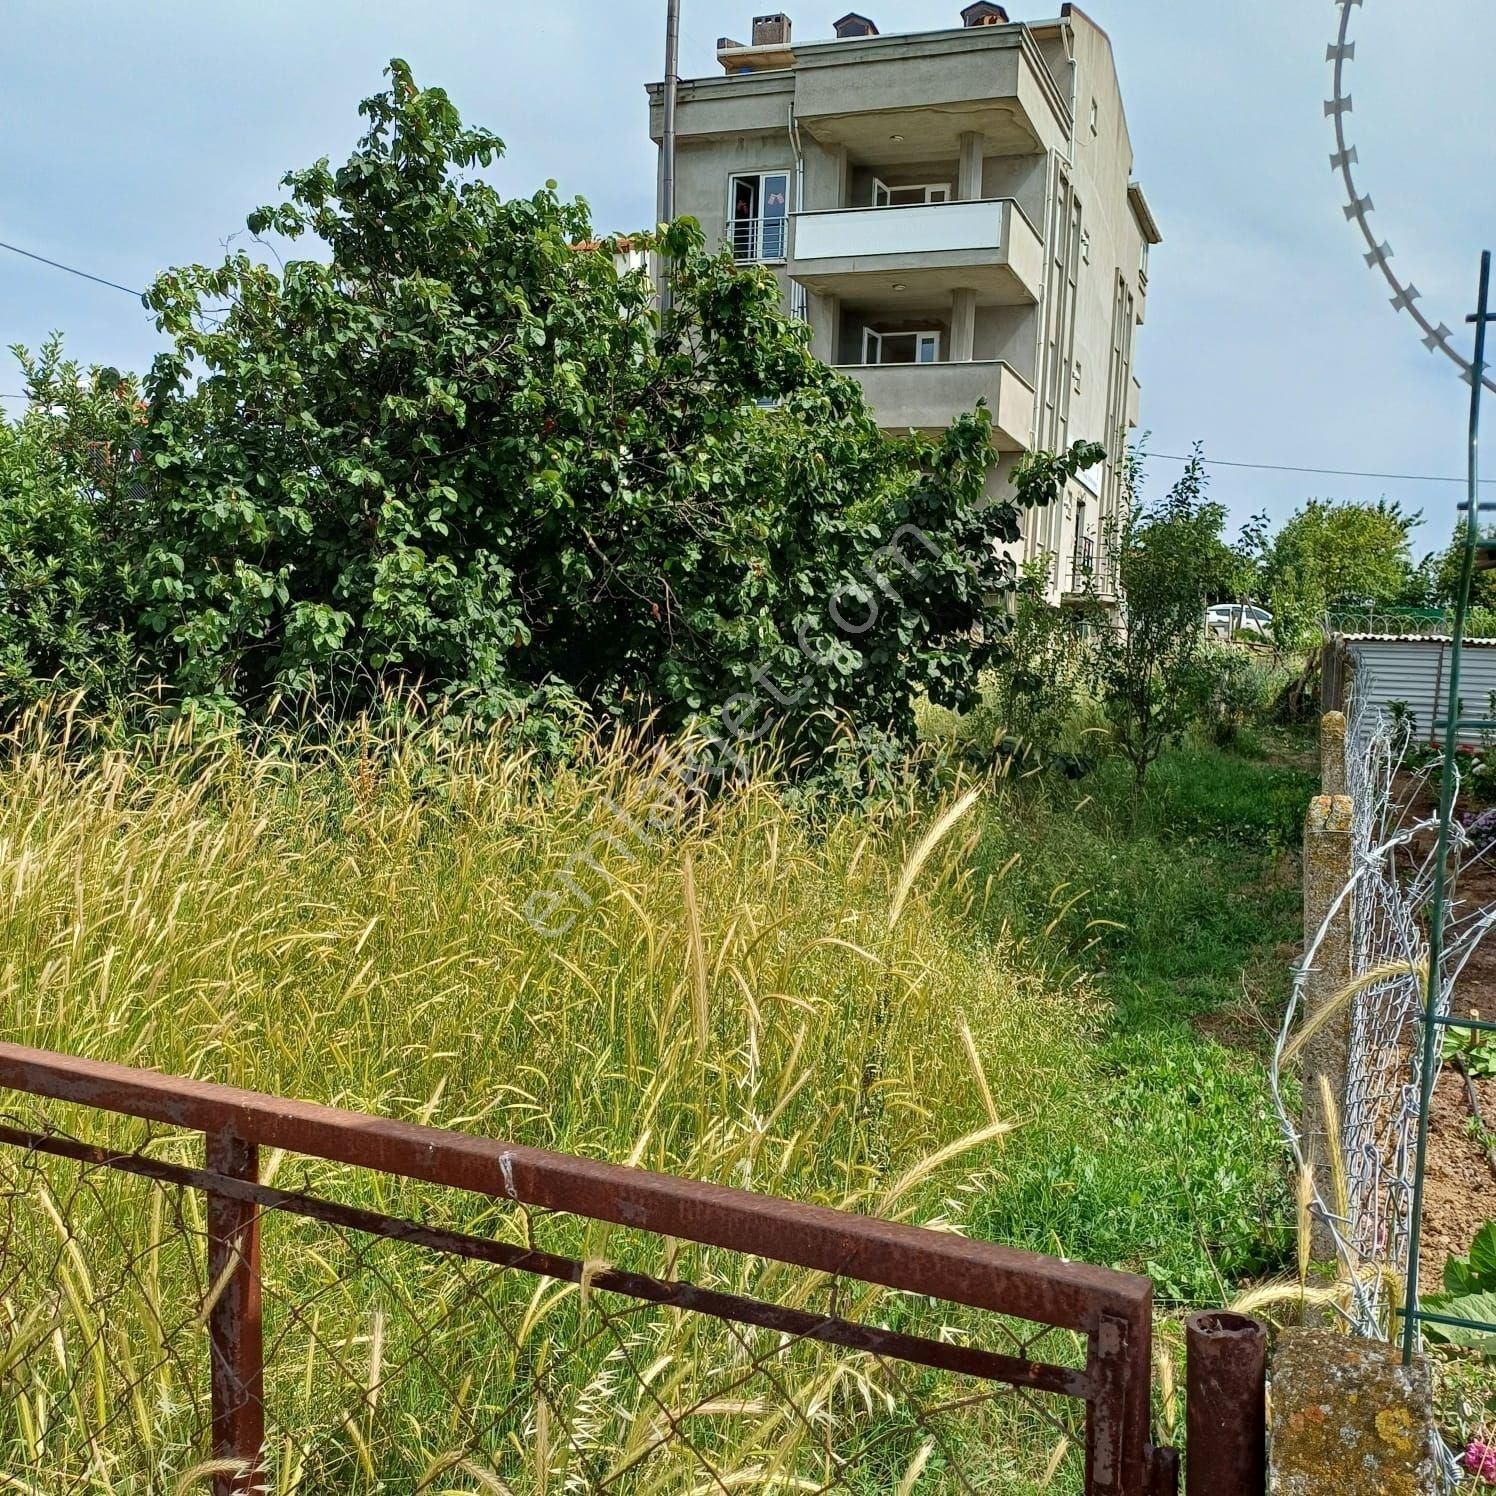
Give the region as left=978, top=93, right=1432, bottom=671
left=1066, top=537, right=1120, bottom=600
left=1071, top=535, right=1096, bottom=590
left=832, top=359, right=1035, bottom=447
left=727, top=216, right=789, bottom=264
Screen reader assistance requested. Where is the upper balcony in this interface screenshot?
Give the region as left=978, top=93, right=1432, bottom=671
left=789, top=198, right=1043, bottom=305
left=788, top=26, right=1070, bottom=159
left=646, top=26, right=1070, bottom=160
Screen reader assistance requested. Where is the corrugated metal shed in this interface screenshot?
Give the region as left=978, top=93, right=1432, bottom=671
left=1344, top=634, right=1496, bottom=743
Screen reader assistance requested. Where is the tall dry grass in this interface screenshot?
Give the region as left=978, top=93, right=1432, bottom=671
left=0, top=704, right=1098, bottom=1492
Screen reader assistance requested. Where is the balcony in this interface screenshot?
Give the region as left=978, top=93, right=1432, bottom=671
left=790, top=27, right=1070, bottom=158
left=1064, top=536, right=1120, bottom=602
left=836, top=360, right=1035, bottom=449
left=789, top=199, right=1043, bottom=305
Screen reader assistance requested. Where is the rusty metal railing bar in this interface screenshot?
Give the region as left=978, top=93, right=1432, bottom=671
left=0, top=1042, right=1169, bottom=1495
left=0, top=1043, right=1147, bottom=1330
left=0, top=1120, right=1091, bottom=1401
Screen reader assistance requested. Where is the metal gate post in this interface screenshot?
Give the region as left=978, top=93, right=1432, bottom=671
left=1086, top=1309, right=1172, bottom=1495
left=206, top=1132, right=264, bottom=1495
left=1184, top=1311, right=1266, bottom=1496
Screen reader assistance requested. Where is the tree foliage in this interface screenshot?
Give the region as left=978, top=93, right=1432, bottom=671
left=1, top=61, right=1050, bottom=759
left=1238, top=497, right=1418, bottom=646
left=0, top=340, right=143, bottom=709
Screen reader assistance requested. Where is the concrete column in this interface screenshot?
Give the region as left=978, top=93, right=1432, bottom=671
left=1321, top=711, right=1348, bottom=797
left=1301, top=794, right=1354, bottom=1262
left=958, top=131, right=983, bottom=201
left=951, top=288, right=977, bottom=363
left=833, top=145, right=850, bottom=208
left=1270, top=1330, right=1440, bottom=1493
left=809, top=292, right=840, bottom=364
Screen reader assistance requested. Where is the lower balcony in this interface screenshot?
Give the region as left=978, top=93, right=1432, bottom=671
left=836, top=360, right=1035, bottom=449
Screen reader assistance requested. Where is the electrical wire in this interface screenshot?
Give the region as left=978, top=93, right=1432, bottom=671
left=1147, top=450, right=1496, bottom=487
left=0, top=239, right=143, bottom=299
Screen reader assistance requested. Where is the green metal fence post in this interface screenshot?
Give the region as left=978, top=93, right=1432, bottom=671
left=1402, top=250, right=1492, bottom=1363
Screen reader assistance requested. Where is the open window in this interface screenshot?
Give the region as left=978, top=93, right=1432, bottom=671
left=728, top=171, right=790, bottom=262
left=862, top=329, right=941, bottom=365
left=871, top=180, right=952, bottom=208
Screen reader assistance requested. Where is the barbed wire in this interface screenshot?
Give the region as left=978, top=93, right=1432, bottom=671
left=1327, top=0, right=1496, bottom=394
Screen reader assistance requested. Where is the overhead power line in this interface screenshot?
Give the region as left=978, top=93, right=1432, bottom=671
left=0, top=239, right=144, bottom=299
left=1147, top=450, right=1496, bottom=487
left=1, top=234, right=1489, bottom=490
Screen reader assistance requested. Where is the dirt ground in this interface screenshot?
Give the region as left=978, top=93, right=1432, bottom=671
left=1416, top=815, right=1496, bottom=1287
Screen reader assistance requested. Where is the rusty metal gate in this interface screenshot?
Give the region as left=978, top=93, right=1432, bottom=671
left=0, top=1043, right=1181, bottom=1493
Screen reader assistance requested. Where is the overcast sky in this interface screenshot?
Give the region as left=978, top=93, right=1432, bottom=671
left=2, top=0, right=1490, bottom=545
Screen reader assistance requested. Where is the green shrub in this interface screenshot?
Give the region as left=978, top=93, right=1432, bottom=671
left=0, top=340, right=145, bottom=709
left=1190, top=642, right=1285, bottom=748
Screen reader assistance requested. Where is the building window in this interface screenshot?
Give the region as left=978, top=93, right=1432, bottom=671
left=872, top=179, right=952, bottom=207
left=728, top=171, right=790, bottom=262
left=863, top=329, right=941, bottom=365
left=1139, top=240, right=1150, bottom=282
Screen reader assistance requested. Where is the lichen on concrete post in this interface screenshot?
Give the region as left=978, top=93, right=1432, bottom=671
left=1269, top=1328, right=1441, bottom=1494
left=1320, top=711, right=1348, bottom=797
left=1301, top=794, right=1354, bottom=1262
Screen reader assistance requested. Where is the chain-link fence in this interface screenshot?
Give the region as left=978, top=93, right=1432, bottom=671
left=0, top=1043, right=1177, bottom=1495
left=1271, top=677, right=1496, bottom=1344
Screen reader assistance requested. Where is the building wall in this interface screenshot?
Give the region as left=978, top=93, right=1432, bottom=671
left=647, top=5, right=1157, bottom=607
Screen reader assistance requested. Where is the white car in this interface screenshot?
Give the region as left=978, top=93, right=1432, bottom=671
left=1206, top=603, right=1273, bottom=638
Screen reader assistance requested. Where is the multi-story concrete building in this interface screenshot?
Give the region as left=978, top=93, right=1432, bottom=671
left=647, top=4, right=1160, bottom=603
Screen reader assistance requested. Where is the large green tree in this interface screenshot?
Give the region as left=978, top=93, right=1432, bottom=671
left=4, top=61, right=1050, bottom=756
left=1239, top=498, right=1417, bottom=646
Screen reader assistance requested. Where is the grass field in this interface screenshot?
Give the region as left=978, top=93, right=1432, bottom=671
left=0, top=710, right=1313, bottom=1491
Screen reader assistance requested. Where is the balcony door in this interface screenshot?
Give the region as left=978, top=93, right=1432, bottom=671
left=729, top=171, right=790, bottom=262
left=863, top=329, right=941, bottom=365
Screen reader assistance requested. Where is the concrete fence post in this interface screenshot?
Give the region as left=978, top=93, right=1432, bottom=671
left=1301, top=794, right=1354, bottom=1262
left=1269, top=1330, right=1441, bottom=1493
left=1319, top=710, right=1348, bottom=797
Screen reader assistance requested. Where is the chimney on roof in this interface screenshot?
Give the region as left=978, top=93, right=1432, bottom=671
left=752, top=13, right=792, bottom=46
left=961, top=2, right=1009, bottom=24
left=833, top=12, right=879, bottom=36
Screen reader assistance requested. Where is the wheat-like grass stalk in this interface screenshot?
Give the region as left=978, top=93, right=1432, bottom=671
left=1280, top=960, right=1423, bottom=1067
left=0, top=701, right=1097, bottom=1489
left=888, top=789, right=981, bottom=930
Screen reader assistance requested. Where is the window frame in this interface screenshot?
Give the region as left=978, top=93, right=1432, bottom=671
left=871, top=179, right=954, bottom=208
left=862, top=328, right=943, bottom=366
left=726, top=169, right=793, bottom=264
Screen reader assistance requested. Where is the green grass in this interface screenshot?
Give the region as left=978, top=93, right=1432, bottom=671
left=959, top=739, right=1315, bottom=1303
left=0, top=711, right=1095, bottom=1492
left=0, top=709, right=1312, bottom=1490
